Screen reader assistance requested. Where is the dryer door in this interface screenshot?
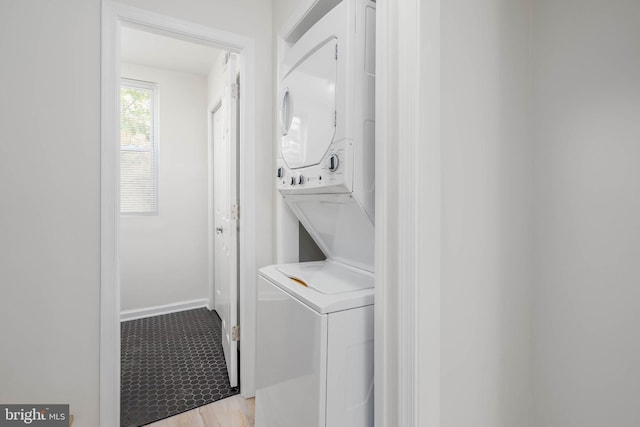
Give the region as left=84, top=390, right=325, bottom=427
left=280, top=37, right=337, bottom=169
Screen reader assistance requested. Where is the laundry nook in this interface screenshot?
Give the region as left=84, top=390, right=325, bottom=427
left=255, top=0, right=376, bottom=426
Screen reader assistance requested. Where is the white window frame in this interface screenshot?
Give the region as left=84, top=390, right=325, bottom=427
left=120, top=77, right=159, bottom=215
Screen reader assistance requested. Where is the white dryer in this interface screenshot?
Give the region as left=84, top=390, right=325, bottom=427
left=256, top=0, right=376, bottom=426
left=276, top=0, right=377, bottom=272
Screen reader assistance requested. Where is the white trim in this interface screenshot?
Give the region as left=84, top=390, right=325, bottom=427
left=100, top=2, right=121, bottom=426
left=374, top=0, right=396, bottom=423
left=375, top=1, right=441, bottom=426
left=396, top=0, right=420, bottom=422
left=417, top=1, right=441, bottom=426
left=108, top=2, right=249, bottom=51
left=101, top=3, right=259, bottom=426
left=396, top=0, right=427, bottom=424
left=237, top=39, right=258, bottom=399
left=120, top=299, right=209, bottom=322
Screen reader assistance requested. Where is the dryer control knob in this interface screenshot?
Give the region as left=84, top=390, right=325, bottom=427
left=276, top=167, right=284, bottom=178
left=297, top=175, right=305, bottom=185
left=328, top=154, right=339, bottom=172
left=289, top=176, right=296, bottom=186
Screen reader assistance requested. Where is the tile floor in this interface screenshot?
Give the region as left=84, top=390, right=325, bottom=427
left=121, top=308, right=239, bottom=426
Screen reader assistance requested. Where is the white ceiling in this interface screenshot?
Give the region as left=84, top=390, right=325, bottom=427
left=120, top=26, right=223, bottom=76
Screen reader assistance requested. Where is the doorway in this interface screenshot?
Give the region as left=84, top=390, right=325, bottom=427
left=117, top=26, right=242, bottom=426
left=101, top=3, right=259, bottom=426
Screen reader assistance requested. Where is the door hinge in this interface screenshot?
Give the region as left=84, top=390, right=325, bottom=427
left=231, top=203, right=239, bottom=220
left=231, top=83, right=239, bottom=99
left=334, top=110, right=337, bottom=127
left=231, top=325, right=240, bottom=342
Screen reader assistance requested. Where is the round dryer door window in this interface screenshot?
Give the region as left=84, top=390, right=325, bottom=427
left=280, top=37, right=337, bottom=169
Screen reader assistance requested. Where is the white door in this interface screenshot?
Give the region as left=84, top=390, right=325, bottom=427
left=213, top=54, right=239, bottom=388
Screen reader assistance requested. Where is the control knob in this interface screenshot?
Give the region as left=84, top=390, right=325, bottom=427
left=297, top=175, right=305, bottom=185
left=328, top=154, right=339, bottom=172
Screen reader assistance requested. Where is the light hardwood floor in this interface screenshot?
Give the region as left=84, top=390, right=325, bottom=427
left=146, top=395, right=255, bottom=427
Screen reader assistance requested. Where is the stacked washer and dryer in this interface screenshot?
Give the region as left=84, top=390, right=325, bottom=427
left=255, top=1, right=376, bottom=426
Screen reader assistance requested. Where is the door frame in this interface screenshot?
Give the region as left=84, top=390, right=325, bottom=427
left=375, top=1, right=441, bottom=426
left=101, top=2, right=258, bottom=426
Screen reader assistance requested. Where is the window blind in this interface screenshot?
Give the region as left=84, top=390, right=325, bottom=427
left=120, top=79, right=158, bottom=215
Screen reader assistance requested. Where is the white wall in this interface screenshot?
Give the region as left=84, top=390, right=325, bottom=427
left=532, top=1, right=640, bottom=426
left=439, top=1, right=640, bottom=426
left=0, top=0, right=101, bottom=424
left=441, top=0, right=533, bottom=425
left=0, top=1, right=272, bottom=425
left=272, top=0, right=302, bottom=32
left=120, top=62, right=209, bottom=312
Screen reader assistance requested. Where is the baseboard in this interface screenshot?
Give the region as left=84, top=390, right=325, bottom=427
left=120, top=298, right=209, bottom=322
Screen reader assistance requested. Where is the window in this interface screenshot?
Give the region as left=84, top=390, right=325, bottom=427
left=120, top=79, right=158, bottom=214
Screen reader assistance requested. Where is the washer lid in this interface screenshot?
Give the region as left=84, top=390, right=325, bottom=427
left=280, top=37, right=338, bottom=169
left=259, top=262, right=374, bottom=314
left=276, top=260, right=374, bottom=295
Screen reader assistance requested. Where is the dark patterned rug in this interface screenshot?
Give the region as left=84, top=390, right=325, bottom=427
left=120, top=308, right=239, bottom=426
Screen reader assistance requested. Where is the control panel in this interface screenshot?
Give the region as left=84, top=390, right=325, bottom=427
left=278, top=139, right=353, bottom=194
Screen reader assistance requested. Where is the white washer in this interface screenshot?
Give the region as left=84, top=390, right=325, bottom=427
left=255, top=262, right=374, bottom=427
